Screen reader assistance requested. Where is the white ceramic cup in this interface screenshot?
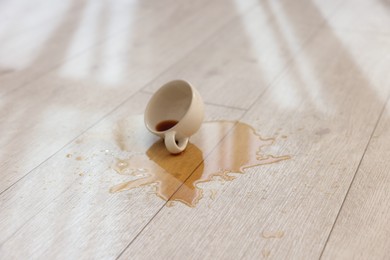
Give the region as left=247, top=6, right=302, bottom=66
left=144, top=80, right=204, bottom=154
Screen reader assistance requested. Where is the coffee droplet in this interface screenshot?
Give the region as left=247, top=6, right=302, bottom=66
left=110, top=120, right=291, bottom=207
left=155, top=120, right=178, bottom=132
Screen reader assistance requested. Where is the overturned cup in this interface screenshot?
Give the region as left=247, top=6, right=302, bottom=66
left=144, top=80, right=204, bottom=154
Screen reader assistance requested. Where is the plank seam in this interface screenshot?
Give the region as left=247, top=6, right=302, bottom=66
left=319, top=92, right=390, bottom=259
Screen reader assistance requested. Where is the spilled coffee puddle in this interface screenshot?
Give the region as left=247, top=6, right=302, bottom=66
left=110, top=120, right=290, bottom=207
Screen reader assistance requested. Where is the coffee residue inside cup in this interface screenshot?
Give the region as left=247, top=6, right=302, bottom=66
left=155, top=120, right=178, bottom=132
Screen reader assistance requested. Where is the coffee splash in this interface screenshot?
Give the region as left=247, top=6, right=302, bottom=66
left=110, top=120, right=290, bottom=207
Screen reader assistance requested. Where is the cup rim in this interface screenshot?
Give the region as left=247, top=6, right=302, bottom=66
left=144, top=79, right=195, bottom=134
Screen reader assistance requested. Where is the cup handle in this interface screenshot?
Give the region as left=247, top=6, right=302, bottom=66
left=164, top=131, right=188, bottom=154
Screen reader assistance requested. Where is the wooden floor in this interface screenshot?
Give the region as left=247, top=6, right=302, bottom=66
left=1, top=0, right=390, bottom=259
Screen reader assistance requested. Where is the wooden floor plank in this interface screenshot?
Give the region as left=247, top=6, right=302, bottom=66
left=0, top=0, right=177, bottom=95
left=0, top=92, right=245, bottom=259
left=144, top=0, right=344, bottom=109
left=1, top=0, right=390, bottom=259
left=0, top=0, right=256, bottom=193
left=321, top=101, right=390, bottom=259
left=0, top=0, right=81, bottom=38
left=119, top=10, right=390, bottom=260
left=328, top=0, right=390, bottom=35
left=319, top=7, right=390, bottom=257
left=0, top=0, right=70, bottom=25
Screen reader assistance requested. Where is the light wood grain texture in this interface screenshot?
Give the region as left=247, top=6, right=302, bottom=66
left=0, top=0, right=168, bottom=94
left=144, top=0, right=344, bottom=109
left=321, top=104, right=390, bottom=259
left=120, top=8, right=390, bottom=260
left=328, top=0, right=390, bottom=34
left=1, top=0, right=390, bottom=259
left=0, top=0, right=257, bottom=193
left=0, top=92, right=245, bottom=259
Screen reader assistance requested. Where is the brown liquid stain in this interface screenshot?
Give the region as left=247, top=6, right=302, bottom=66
left=76, top=156, right=83, bottom=161
left=110, top=120, right=290, bottom=207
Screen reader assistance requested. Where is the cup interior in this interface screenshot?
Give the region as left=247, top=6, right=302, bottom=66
left=145, top=81, right=192, bottom=132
